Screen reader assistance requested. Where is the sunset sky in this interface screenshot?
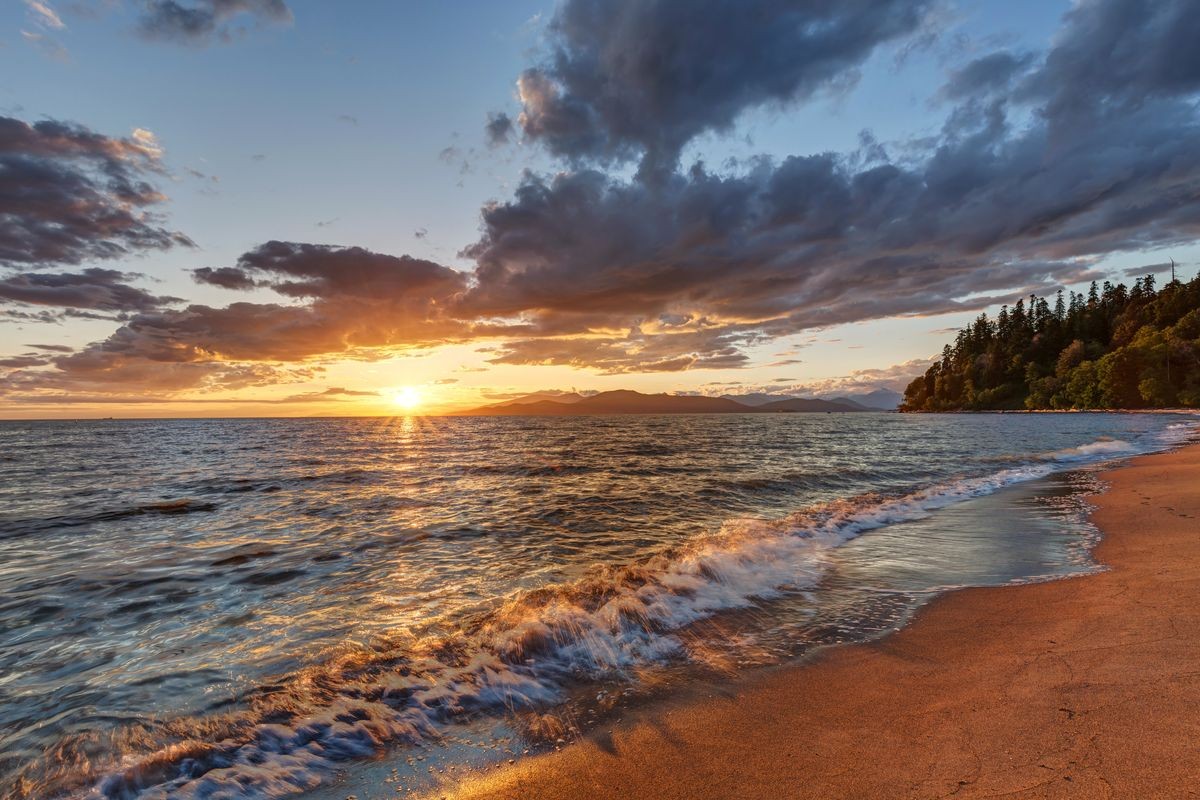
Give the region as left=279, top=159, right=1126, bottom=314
left=2, top=0, right=1198, bottom=417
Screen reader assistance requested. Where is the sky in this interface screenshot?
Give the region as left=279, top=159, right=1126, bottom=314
left=1, top=0, right=1198, bottom=417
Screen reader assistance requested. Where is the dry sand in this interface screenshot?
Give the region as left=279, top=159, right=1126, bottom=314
left=438, top=443, right=1200, bottom=799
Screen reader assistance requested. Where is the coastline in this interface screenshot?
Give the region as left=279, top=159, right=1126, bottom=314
left=432, top=441, right=1200, bottom=799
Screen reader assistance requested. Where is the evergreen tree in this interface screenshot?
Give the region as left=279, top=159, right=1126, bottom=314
left=901, top=272, right=1200, bottom=410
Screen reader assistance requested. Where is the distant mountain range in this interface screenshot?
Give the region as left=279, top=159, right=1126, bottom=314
left=719, top=388, right=902, bottom=410
left=452, top=388, right=900, bottom=416
left=837, top=388, right=904, bottom=410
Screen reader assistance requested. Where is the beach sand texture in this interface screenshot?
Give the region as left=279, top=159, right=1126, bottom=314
left=438, top=443, right=1200, bottom=799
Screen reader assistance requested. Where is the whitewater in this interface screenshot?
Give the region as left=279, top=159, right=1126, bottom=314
left=0, top=413, right=1195, bottom=799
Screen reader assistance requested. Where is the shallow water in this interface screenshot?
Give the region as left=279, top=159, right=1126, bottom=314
left=0, top=413, right=1194, bottom=799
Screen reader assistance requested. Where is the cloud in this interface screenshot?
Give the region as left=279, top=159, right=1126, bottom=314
left=21, top=0, right=68, bottom=60
left=215, top=240, right=468, bottom=303
left=0, top=115, right=193, bottom=267
left=0, top=355, right=50, bottom=368
left=501, top=0, right=936, bottom=176
left=2, top=306, right=129, bottom=324
left=280, top=386, right=378, bottom=402
left=0, top=347, right=313, bottom=399
left=938, top=51, right=1032, bottom=101
left=20, top=29, right=69, bottom=61
left=24, top=0, right=66, bottom=29
left=461, top=158, right=1101, bottom=343
left=136, top=0, right=292, bottom=45
left=12, top=0, right=1200, bottom=405
left=484, top=112, right=513, bottom=146
left=185, top=166, right=219, bottom=183
left=0, top=239, right=439, bottom=405
left=1018, top=0, right=1200, bottom=125
left=700, top=357, right=932, bottom=401
left=485, top=327, right=752, bottom=374
left=0, top=268, right=180, bottom=312
left=1, top=308, right=64, bottom=324
left=192, top=266, right=259, bottom=290
left=25, top=343, right=75, bottom=353
left=479, top=387, right=594, bottom=401
left=1123, top=261, right=1189, bottom=278
left=463, top=0, right=1200, bottom=367
left=2, top=241, right=474, bottom=399
left=781, top=357, right=937, bottom=395
left=438, top=145, right=475, bottom=178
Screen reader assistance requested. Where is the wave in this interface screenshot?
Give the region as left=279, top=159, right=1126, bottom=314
left=30, top=425, right=1199, bottom=800
left=702, top=466, right=913, bottom=495
left=1040, top=437, right=1136, bottom=461
left=0, top=499, right=217, bottom=540
left=461, top=463, right=595, bottom=478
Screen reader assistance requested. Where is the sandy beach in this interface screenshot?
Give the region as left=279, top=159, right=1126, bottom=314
left=438, top=442, right=1200, bottom=800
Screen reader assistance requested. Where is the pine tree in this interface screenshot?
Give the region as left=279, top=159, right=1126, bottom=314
left=901, top=272, right=1200, bottom=411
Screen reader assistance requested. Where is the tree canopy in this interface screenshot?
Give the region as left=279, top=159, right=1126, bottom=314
left=901, top=272, right=1200, bottom=411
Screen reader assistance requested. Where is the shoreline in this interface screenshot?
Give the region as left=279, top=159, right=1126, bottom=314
left=432, top=441, right=1200, bottom=799
left=901, top=408, right=1200, bottom=414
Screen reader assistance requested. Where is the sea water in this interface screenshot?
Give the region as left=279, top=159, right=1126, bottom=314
left=0, top=412, right=1195, bottom=798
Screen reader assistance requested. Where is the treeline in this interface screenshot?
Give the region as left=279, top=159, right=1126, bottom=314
left=901, top=272, right=1200, bottom=411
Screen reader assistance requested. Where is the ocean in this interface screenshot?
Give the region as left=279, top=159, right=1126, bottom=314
left=0, top=412, right=1195, bottom=799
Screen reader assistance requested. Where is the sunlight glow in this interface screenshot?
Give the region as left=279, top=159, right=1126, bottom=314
left=391, top=386, right=423, bottom=412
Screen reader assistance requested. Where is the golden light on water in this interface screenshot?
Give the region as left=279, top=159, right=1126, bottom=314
left=391, top=386, right=423, bottom=412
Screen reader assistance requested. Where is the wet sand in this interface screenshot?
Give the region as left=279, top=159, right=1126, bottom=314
left=438, top=442, right=1200, bottom=799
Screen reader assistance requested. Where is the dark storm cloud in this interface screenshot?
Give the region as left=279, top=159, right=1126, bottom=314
left=938, top=51, right=1032, bottom=101
left=0, top=116, right=193, bottom=268
left=11, top=0, right=1200, bottom=403
left=464, top=0, right=1200, bottom=358
left=461, top=154, right=1104, bottom=336
left=226, top=240, right=467, bottom=301
left=503, top=0, right=936, bottom=176
left=1018, top=0, right=1200, bottom=124
left=136, top=0, right=292, bottom=45
left=0, top=268, right=180, bottom=312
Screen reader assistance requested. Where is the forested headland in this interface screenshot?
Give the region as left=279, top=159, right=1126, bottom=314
left=901, top=272, right=1200, bottom=411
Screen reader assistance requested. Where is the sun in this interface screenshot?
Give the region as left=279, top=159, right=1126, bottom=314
left=391, top=386, right=423, bottom=412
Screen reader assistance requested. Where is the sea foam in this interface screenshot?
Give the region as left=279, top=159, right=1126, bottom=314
left=67, top=423, right=1200, bottom=800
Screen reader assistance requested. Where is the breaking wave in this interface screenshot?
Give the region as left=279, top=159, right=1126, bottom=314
left=21, top=425, right=1192, bottom=800
left=1041, top=437, right=1136, bottom=461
